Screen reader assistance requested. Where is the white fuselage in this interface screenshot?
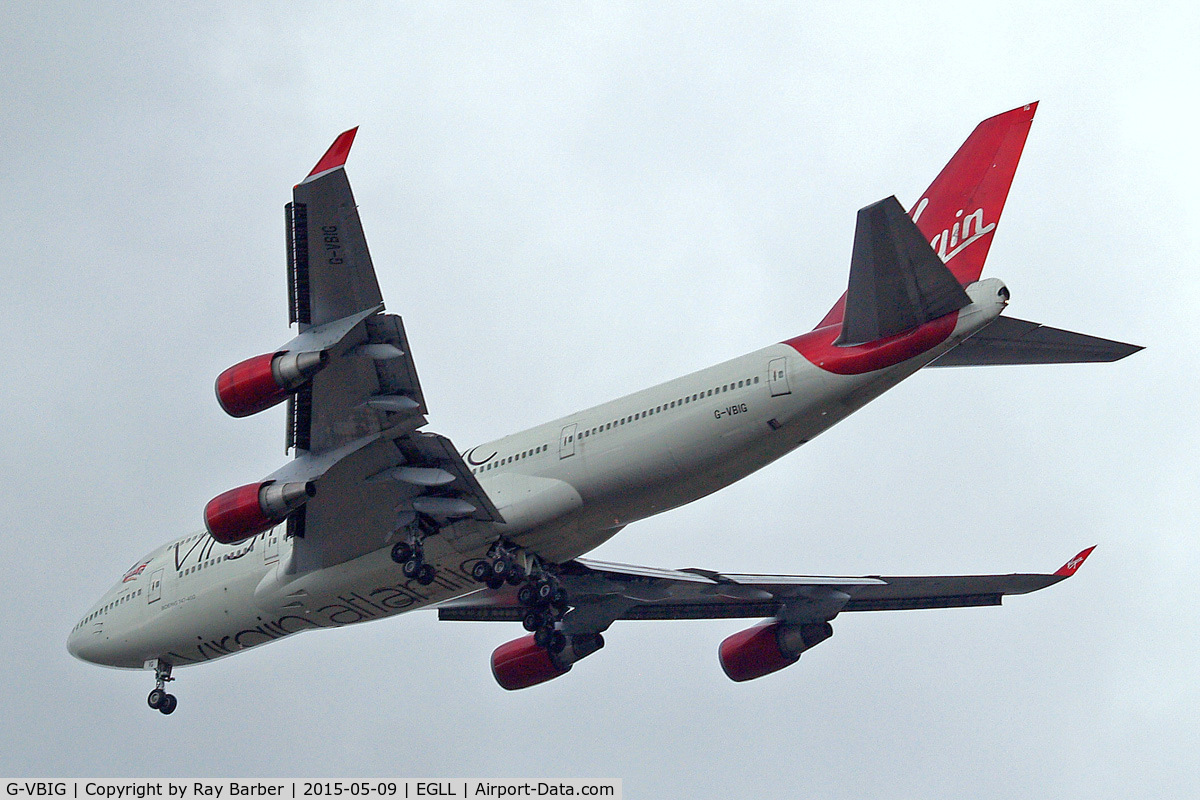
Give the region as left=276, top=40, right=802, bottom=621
left=67, top=282, right=1007, bottom=670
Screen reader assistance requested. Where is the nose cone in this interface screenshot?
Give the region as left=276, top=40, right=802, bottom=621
left=67, top=623, right=103, bottom=665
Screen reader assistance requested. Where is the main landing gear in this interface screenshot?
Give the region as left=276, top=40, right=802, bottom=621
left=390, top=513, right=439, bottom=585
left=472, top=542, right=569, bottom=653
left=146, top=660, right=177, bottom=715
left=470, top=539, right=529, bottom=590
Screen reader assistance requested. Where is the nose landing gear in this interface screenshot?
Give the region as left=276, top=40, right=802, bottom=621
left=146, top=660, right=177, bottom=715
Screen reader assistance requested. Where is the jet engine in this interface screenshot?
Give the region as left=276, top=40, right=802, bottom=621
left=718, top=620, right=833, bottom=682
left=215, top=351, right=327, bottom=417
left=491, top=632, right=605, bottom=690
left=204, top=481, right=315, bottom=544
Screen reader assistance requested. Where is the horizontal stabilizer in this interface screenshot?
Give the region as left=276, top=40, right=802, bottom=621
left=836, top=196, right=972, bottom=346
left=930, top=316, right=1143, bottom=366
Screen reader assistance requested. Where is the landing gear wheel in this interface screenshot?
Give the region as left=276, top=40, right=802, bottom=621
left=534, top=627, right=552, bottom=649
left=517, top=585, right=535, bottom=606
left=547, top=630, right=567, bottom=654
left=391, top=541, right=413, bottom=564
left=486, top=577, right=504, bottom=591
left=147, top=660, right=175, bottom=715
left=402, top=557, right=424, bottom=579
left=491, top=558, right=510, bottom=580
left=522, top=610, right=545, bottom=632
left=550, top=587, right=568, bottom=607
left=471, top=560, right=494, bottom=582
left=535, top=579, right=555, bottom=604
left=416, top=564, right=436, bottom=585
left=505, top=565, right=526, bottom=586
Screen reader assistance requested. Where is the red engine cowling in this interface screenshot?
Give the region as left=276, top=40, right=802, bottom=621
left=491, top=632, right=605, bottom=691
left=215, top=351, right=327, bottom=417
left=718, top=620, right=833, bottom=682
left=204, top=481, right=315, bottom=544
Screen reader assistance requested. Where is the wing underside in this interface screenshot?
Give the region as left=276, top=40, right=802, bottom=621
left=931, top=315, right=1143, bottom=366
left=438, top=552, right=1090, bottom=631
left=266, top=130, right=499, bottom=571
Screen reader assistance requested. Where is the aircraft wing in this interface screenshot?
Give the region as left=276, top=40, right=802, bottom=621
left=266, top=130, right=501, bottom=571
left=437, top=548, right=1095, bottom=633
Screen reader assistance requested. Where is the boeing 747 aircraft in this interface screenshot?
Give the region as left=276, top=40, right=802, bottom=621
left=68, top=104, right=1138, bottom=714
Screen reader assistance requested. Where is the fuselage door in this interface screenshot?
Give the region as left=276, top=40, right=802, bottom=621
left=559, top=424, right=577, bottom=459
left=768, top=357, right=791, bottom=397
left=148, top=568, right=164, bottom=604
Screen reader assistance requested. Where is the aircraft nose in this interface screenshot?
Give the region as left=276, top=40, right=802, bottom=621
left=67, top=625, right=94, bottom=663
left=67, top=623, right=113, bottom=666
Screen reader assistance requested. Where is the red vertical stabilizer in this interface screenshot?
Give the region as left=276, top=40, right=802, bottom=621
left=816, top=104, right=1037, bottom=330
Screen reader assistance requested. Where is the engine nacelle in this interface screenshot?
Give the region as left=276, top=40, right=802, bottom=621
left=204, top=481, right=315, bottom=544
left=491, top=632, right=605, bottom=691
left=718, top=620, right=833, bottom=683
left=215, top=350, right=327, bottom=417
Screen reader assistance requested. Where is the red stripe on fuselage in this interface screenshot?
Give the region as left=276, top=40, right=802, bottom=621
left=783, top=313, right=957, bottom=375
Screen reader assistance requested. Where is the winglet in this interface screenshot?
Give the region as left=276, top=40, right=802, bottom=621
left=1053, top=546, right=1096, bottom=577
left=305, top=127, right=359, bottom=179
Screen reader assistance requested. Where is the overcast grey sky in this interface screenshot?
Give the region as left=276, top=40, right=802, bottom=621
left=1, top=2, right=1196, bottom=796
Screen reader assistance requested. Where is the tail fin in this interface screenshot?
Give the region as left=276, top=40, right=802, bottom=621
left=911, top=102, right=1037, bottom=285
left=817, top=103, right=1037, bottom=329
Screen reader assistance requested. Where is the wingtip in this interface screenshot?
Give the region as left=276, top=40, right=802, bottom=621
left=1054, top=545, right=1096, bottom=577
left=305, top=126, right=359, bottom=179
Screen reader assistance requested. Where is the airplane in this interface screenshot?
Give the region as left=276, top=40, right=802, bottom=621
left=68, top=103, right=1139, bottom=715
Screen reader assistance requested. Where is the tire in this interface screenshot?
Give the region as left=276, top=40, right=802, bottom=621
left=534, top=627, right=552, bottom=648
left=416, top=564, right=436, bottom=585
left=391, top=541, right=413, bottom=564
left=491, top=558, right=510, bottom=578
left=486, top=577, right=504, bottom=591
left=517, top=585, right=535, bottom=606
left=548, top=631, right=567, bottom=654
left=159, top=694, right=177, bottom=715
left=471, top=560, right=493, bottom=582
left=505, top=566, right=525, bottom=586
left=535, top=580, right=554, bottom=602
left=147, top=688, right=165, bottom=710
left=522, top=610, right=544, bottom=632
left=402, top=557, right=423, bottom=579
